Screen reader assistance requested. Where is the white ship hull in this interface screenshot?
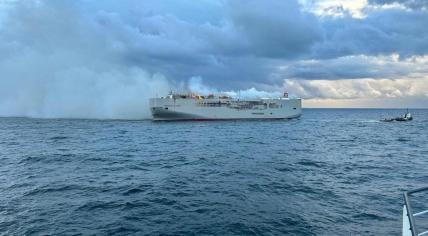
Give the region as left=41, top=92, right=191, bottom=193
left=149, top=97, right=302, bottom=121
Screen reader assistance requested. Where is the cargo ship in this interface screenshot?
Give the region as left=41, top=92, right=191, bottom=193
left=149, top=92, right=302, bottom=121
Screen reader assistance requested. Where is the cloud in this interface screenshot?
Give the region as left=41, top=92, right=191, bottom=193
left=228, top=1, right=322, bottom=58
left=301, top=0, right=368, bottom=18
left=368, top=0, right=428, bottom=10
left=279, top=54, right=428, bottom=107
left=115, top=0, right=323, bottom=86
left=314, top=6, right=428, bottom=59
left=277, top=54, right=428, bottom=80
left=283, top=77, right=428, bottom=100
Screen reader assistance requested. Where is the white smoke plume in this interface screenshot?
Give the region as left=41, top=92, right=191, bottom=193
left=0, top=1, right=170, bottom=119
left=0, top=0, right=283, bottom=120
left=188, top=77, right=283, bottom=99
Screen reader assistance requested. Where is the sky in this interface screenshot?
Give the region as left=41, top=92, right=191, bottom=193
left=0, top=0, right=427, bottom=118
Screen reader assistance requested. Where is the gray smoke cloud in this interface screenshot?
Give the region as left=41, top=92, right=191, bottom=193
left=1, top=0, right=428, bottom=116
left=0, top=0, right=322, bottom=119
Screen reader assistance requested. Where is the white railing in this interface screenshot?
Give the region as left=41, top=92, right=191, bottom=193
left=403, top=187, right=428, bottom=236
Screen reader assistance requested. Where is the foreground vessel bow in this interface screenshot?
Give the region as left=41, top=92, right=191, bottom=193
left=149, top=92, right=302, bottom=121
left=403, top=187, right=428, bottom=236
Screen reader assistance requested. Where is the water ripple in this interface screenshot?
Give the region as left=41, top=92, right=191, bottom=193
left=1, top=109, right=427, bottom=235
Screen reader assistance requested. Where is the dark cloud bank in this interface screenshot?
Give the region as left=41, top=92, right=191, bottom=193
left=0, top=0, right=427, bottom=118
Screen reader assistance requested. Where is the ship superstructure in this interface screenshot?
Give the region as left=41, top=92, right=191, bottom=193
left=149, top=92, right=302, bottom=121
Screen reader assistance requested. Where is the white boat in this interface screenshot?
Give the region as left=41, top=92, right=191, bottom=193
left=149, top=92, right=302, bottom=121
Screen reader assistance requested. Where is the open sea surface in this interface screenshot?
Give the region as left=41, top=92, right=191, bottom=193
left=1, top=109, right=428, bottom=235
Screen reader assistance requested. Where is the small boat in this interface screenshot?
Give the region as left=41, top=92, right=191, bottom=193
left=380, top=109, right=412, bottom=122
left=396, top=110, right=413, bottom=121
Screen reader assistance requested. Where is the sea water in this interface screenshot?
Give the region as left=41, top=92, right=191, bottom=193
left=1, top=109, right=427, bottom=235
